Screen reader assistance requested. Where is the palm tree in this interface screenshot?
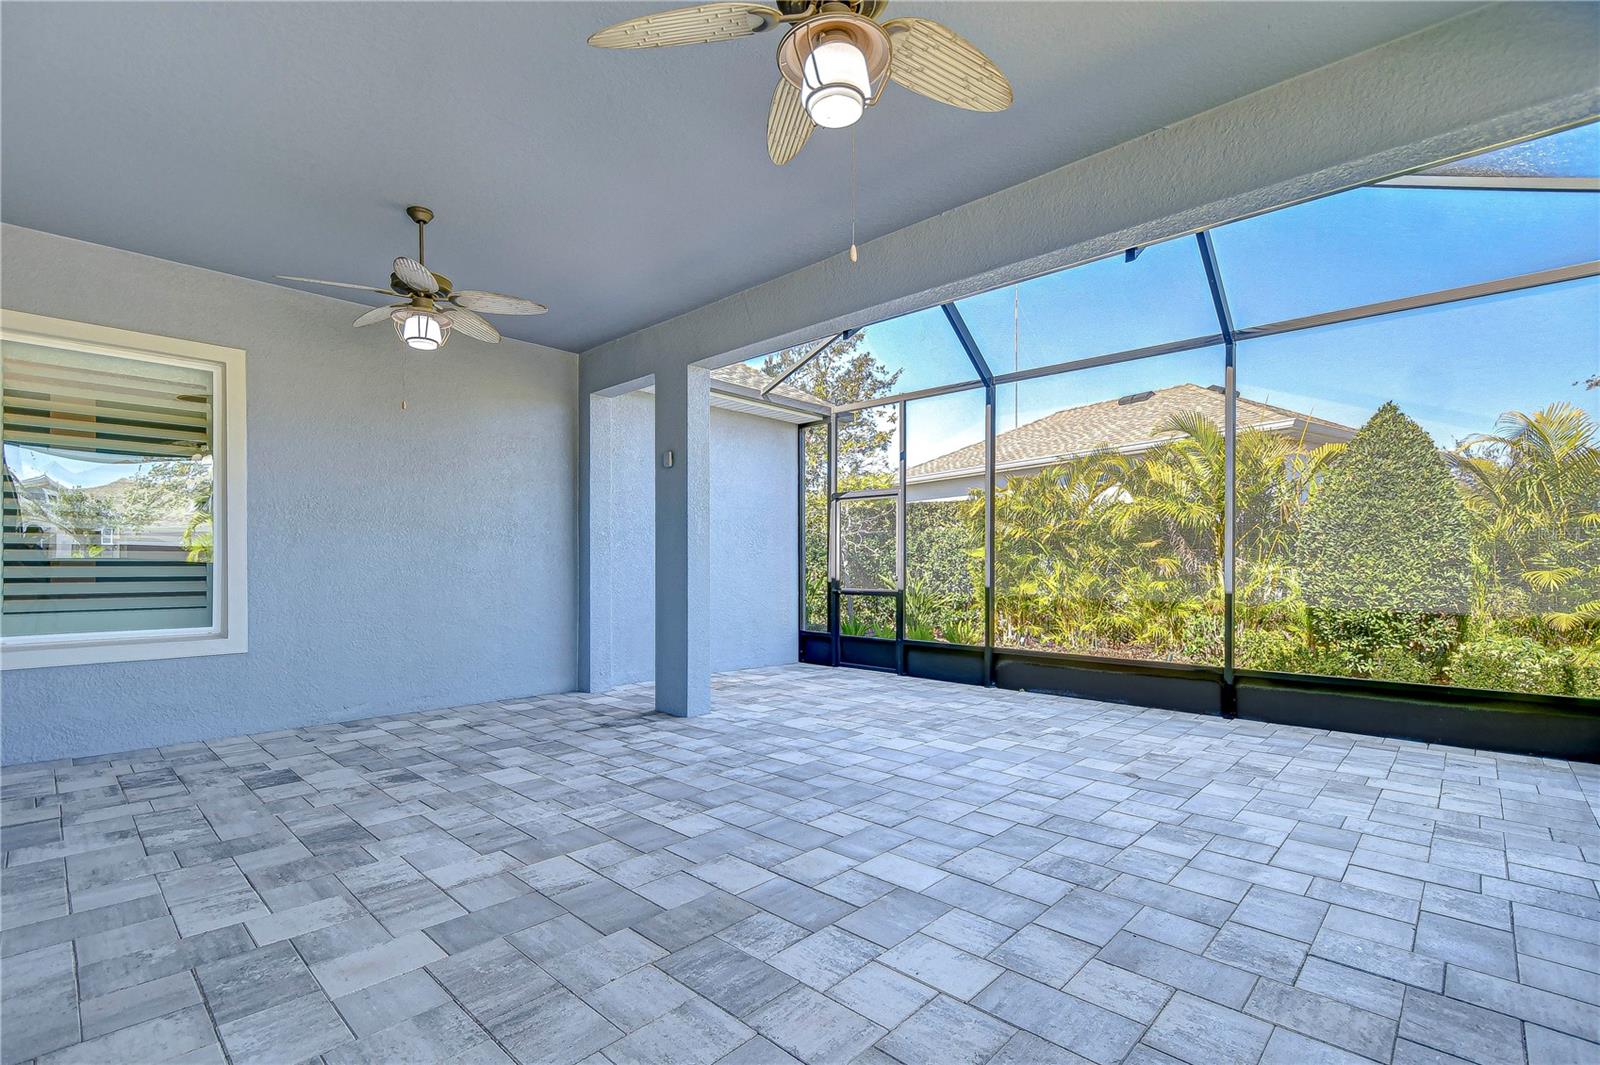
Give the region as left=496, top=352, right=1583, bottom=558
left=1453, top=402, right=1600, bottom=645
left=1118, top=413, right=1343, bottom=657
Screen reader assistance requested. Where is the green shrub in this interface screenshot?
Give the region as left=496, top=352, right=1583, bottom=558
left=1235, top=626, right=1309, bottom=672
left=1298, top=403, right=1472, bottom=675
left=1563, top=650, right=1600, bottom=698
left=1179, top=613, right=1224, bottom=663
left=1448, top=633, right=1566, bottom=694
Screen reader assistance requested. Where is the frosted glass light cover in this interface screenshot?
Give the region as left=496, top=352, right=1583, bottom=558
left=393, top=309, right=451, bottom=350
left=803, top=36, right=869, bottom=129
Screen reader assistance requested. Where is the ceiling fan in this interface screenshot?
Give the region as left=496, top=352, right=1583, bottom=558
left=588, top=1, right=1012, bottom=165
left=276, top=206, right=547, bottom=351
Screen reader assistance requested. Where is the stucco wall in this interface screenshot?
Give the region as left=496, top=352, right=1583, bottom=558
left=0, top=224, right=580, bottom=764
left=579, top=4, right=1600, bottom=393
left=587, top=391, right=797, bottom=689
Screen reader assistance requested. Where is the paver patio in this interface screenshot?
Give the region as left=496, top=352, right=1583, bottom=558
left=2, top=664, right=1597, bottom=1064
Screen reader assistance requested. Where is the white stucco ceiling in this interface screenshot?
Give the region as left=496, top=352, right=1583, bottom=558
left=0, top=1, right=1471, bottom=353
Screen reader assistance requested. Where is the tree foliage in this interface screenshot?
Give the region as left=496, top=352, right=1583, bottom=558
left=785, top=331, right=1596, bottom=695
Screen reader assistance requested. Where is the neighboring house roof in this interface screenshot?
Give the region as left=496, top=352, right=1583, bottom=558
left=909, top=383, right=1354, bottom=481
left=709, top=363, right=829, bottom=412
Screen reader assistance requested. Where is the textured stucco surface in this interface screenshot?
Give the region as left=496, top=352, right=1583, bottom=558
left=573, top=1, right=1599, bottom=719
left=706, top=403, right=799, bottom=675
left=585, top=391, right=798, bottom=692
left=0, top=225, right=580, bottom=764
left=579, top=3, right=1600, bottom=391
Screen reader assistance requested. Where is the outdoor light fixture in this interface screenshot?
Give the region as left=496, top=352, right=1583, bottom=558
left=392, top=305, right=452, bottom=351
left=778, top=14, right=891, bottom=131
left=802, top=32, right=871, bottom=127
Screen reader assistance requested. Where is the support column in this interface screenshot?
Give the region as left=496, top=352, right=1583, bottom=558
left=654, top=365, right=711, bottom=716
left=579, top=391, right=619, bottom=693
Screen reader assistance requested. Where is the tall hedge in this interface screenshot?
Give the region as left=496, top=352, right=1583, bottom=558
left=1296, top=402, right=1472, bottom=672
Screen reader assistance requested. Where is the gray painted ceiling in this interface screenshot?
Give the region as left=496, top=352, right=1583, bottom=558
left=1, top=1, right=1470, bottom=353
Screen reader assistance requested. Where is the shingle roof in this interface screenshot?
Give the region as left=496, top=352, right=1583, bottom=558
left=709, top=363, right=827, bottom=410
left=909, top=382, right=1353, bottom=479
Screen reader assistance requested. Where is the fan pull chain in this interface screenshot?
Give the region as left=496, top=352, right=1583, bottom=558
left=849, top=128, right=858, bottom=264
left=400, top=348, right=409, bottom=411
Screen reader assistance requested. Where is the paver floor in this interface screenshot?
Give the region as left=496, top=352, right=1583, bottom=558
left=2, top=664, right=1597, bottom=1064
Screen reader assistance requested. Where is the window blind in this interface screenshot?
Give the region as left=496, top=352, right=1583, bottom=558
left=2, top=341, right=215, bottom=638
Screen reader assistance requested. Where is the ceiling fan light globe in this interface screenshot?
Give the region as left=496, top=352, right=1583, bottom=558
left=802, top=35, right=870, bottom=128
left=805, top=83, right=865, bottom=128
left=392, top=307, right=451, bottom=351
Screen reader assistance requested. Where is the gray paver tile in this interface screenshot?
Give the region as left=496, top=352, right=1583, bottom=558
left=658, top=937, right=798, bottom=1019
left=332, top=969, right=451, bottom=1038
left=748, top=987, right=885, bottom=1065
left=827, top=961, right=937, bottom=1029
left=323, top=1001, right=493, bottom=1065
left=973, top=972, right=1142, bottom=1065
left=6, top=667, right=1595, bottom=1065
left=1259, top=1027, right=1374, bottom=1065
left=586, top=965, right=696, bottom=1032
left=1097, top=931, right=1258, bottom=1009
left=544, top=928, right=667, bottom=995
left=989, top=924, right=1098, bottom=987
left=1244, top=977, right=1396, bottom=1060
left=1399, top=986, right=1526, bottom=1065
left=1144, top=992, right=1272, bottom=1065
left=879, top=934, right=1001, bottom=1001
left=1062, top=959, right=1172, bottom=1024
left=875, top=994, right=1013, bottom=1065
left=38, top=1003, right=216, bottom=1065
left=1414, top=912, right=1518, bottom=979
left=0, top=942, right=80, bottom=1062
left=216, top=992, right=352, bottom=1065
left=600, top=997, right=749, bottom=1065
left=494, top=987, right=620, bottom=1065
left=80, top=970, right=202, bottom=1041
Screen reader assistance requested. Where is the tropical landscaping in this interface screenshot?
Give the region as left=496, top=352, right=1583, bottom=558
left=781, top=336, right=1600, bottom=699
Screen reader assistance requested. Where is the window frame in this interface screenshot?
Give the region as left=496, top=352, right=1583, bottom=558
left=1, top=309, right=248, bottom=669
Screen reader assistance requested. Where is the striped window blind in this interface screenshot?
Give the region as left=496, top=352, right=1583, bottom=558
left=2, top=340, right=215, bottom=638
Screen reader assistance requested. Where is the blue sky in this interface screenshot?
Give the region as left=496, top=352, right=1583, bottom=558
left=809, top=132, right=1600, bottom=468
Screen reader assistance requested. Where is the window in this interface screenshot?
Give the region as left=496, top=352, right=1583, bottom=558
left=2, top=311, right=246, bottom=667
left=1233, top=280, right=1599, bottom=695
left=796, top=121, right=1600, bottom=705
left=955, top=236, right=1218, bottom=373
left=1210, top=186, right=1600, bottom=328
left=838, top=496, right=897, bottom=591
left=991, top=348, right=1226, bottom=663
left=905, top=388, right=986, bottom=644
left=801, top=422, right=828, bottom=631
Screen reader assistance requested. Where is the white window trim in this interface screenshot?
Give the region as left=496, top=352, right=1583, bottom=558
left=1, top=309, right=248, bottom=669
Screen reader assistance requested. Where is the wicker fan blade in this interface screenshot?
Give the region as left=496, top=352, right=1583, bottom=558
left=277, top=275, right=399, bottom=297
left=589, top=3, right=781, bottom=48
left=767, top=78, right=814, bottom=166
left=446, top=306, right=501, bottom=343
left=450, top=291, right=547, bottom=316
left=354, top=304, right=404, bottom=328
left=393, top=256, right=439, bottom=294
left=882, top=17, right=1012, bottom=112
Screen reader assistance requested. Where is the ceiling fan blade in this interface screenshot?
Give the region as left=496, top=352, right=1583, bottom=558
left=446, top=306, right=501, bottom=344
left=881, top=17, right=1013, bottom=112
left=393, top=256, right=439, bottom=294
left=353, top=304, right=404, bottom=328
left=276, top=275, right=399, bottom=297
left=450, top=291, right=548, bottom=316
left=767, top=78, right=814, bottom=166
left=588, top=3, right=781, bottom=49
